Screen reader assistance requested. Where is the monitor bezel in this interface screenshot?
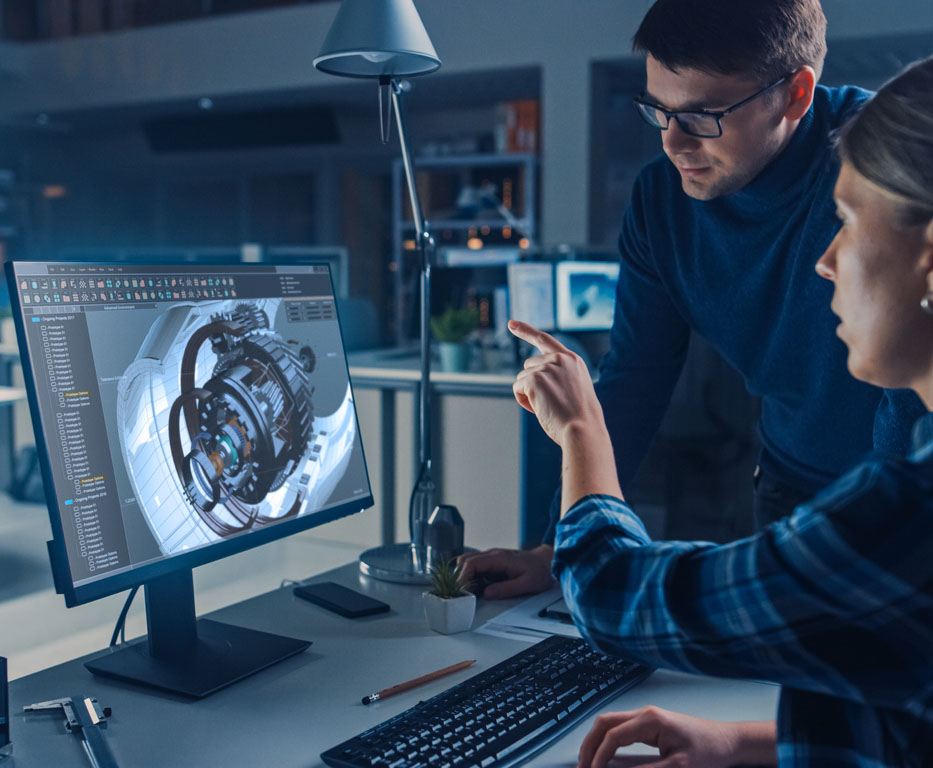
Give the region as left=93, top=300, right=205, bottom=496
left=5, top=259, right=374, bottom=608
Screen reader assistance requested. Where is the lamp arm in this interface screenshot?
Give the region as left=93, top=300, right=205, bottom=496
left=390, top=79, right=437, bottom=559
left=391, top=80, right=425, bottom=240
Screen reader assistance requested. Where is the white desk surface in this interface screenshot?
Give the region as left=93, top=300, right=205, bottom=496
left=0, top=342, right=24, bottom=402
left=0, top=385, right=26, bottom=403
left=348, top=348, right=517, bottom=387
left=0, top=338, right=518, bottom=390
left=7, top=563, right=779, bottom=767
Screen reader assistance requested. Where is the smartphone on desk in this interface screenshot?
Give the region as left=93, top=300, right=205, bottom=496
left=293, top=582, right=390, bottom=619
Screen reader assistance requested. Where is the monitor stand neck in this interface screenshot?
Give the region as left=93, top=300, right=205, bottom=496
left=84, top=568, right=310, bottom=698
left=145, top=570, right=197, bottom=660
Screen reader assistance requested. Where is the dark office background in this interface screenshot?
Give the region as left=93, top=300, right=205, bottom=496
left=0, top=2, right=930, bottom=544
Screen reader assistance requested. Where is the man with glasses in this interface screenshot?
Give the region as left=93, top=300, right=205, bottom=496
left=634, top=74, right=790, bottom=139
left=461, top=0, right=925, bottom=599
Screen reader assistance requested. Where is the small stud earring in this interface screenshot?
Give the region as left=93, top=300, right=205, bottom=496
left=922, top=292, right=933, bottom=315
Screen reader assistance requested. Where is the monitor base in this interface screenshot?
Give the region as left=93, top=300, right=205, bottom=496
left=85, top=618, right=310, bottom=698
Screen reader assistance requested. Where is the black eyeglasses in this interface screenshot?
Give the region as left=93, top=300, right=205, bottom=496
left=632, top=75, right=789, bottom=138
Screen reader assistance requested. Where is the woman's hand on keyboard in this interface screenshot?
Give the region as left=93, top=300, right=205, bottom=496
left=576, top=706, right=777, bottom=768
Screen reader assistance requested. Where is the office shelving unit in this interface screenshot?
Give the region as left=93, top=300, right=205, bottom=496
left=391, top=153, right=538, bottom=345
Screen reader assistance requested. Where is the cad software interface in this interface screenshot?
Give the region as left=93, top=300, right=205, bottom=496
left=12, top=263, right=371, bottom=588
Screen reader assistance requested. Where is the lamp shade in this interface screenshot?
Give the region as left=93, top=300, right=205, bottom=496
left=313, top=0, right=440, bottom=79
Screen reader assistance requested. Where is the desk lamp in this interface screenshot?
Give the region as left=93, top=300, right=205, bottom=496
left=315, top=0, right=442, bottom=583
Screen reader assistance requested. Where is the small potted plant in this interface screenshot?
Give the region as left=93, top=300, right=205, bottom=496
left=430, top=305, right=479, bottom=373
left=422, top=559, right=476, bottom=634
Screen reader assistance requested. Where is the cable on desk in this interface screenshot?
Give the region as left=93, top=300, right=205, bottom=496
left=109, top=586, right=139, bottom=647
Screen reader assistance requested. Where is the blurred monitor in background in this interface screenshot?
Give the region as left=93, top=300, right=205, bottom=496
left=555, top=261, right=619, bottom=332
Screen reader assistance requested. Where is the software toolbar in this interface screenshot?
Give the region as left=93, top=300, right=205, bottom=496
left=14, top=265, right=335, bottom=311
left=17, top=274, right=239, bottom=306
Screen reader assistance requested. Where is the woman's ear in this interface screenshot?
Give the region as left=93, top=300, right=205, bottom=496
left=783, top=67, right=816, bottom=122
left=924, top=219, right=933, bottom=296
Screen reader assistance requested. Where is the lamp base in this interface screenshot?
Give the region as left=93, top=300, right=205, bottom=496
left=359, top=543, right=477, bottom=584
left=359, top=542, right=432, bottom=584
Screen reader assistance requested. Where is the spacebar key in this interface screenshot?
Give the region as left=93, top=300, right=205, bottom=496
left=491, top=718, right=560, bottom=764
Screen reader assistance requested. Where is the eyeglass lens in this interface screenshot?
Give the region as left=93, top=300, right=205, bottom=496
left=634, top=102, right=721, bottom=138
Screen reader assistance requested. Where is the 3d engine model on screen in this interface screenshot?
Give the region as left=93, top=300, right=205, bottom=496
left=117, top=299, right=358, bottom=555
left=167, top=304, right=314, bottom=533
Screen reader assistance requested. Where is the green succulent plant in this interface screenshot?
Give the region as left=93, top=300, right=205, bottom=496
left=429, top=559, right=469, bottom=599
left=430, top=305, right=480, bottom=344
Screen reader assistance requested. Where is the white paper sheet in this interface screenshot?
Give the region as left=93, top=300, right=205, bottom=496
left=474, top=587, right=581, bottom=641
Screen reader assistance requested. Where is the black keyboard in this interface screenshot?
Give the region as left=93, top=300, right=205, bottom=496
left=321, top=635, right=652, bottom=768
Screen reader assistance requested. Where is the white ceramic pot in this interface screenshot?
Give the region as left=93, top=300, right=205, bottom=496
left=422, top=590, right=476, bottom=634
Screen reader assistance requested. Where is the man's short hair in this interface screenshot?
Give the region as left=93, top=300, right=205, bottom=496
left=633, top=0, right=827, bottom=84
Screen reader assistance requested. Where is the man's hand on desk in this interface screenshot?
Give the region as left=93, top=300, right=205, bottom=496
left=577, top=707, right=777, bottom=768
left=457, top=544, right=555, bottom=600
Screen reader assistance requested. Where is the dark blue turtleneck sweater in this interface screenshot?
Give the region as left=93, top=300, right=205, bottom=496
left=591, top=84, right=925, bottom=503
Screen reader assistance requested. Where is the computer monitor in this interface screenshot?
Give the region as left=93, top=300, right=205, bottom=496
left=5, top=260, right=373, bottom=697
left=554, top=260, right=620, bottom=332
left=507, top=262, right=555, bottom=331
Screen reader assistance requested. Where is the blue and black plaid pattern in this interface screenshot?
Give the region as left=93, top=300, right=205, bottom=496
left=552, top=412, right=933, bottom=767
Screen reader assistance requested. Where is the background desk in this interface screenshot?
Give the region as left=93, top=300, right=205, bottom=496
left=8, top=563, right=779, bottom=767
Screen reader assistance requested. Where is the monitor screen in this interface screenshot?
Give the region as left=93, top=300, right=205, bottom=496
left=7, top=261, right=372, bottom=607
left=554, top=261, right=620, bottom=332
left=507, top=262, right=555, bottom=331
